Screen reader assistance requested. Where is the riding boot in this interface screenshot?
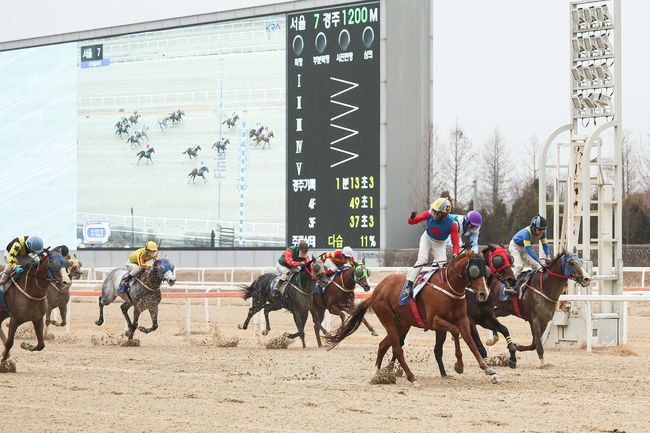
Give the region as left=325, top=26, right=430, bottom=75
left=401, top=280, right=414, bottom=303
left=503, top=286, right=516, bottom=296
left=0, top=270, right=10, bottom=291
left=118, top=274, right=133, bottom=293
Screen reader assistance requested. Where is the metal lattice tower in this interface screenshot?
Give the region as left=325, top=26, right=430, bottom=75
left=539, top=0, right=623, bottom=348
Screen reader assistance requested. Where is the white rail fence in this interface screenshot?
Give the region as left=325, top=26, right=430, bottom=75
left=51, top=266, right=650, bottom=345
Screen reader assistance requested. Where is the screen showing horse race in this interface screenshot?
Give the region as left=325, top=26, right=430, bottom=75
left=0, top=1, right=379, bottom=250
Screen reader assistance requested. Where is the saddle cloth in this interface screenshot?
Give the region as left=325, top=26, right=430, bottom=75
left=398, top=267, right=439, bottom=306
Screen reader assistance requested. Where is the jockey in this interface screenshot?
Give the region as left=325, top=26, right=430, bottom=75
left=509, top=215, right=552, bottom=278
left=118, top=241, right=158, bottom=293
left=320, top=246, right=356, bottom=277
left=447, top=210, right=483, bottom=253
left=403, top=198, right=459, bottom=300
left=55, top=244, right=71, bottom=259
left=0, top=235, right=44, bottom=290
left=274, top=241, right=310, bottom=297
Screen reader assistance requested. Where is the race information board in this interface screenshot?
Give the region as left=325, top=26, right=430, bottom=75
left=287, top=2, right=380, bottom=249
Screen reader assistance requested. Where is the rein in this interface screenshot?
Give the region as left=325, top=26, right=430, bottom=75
left=424, top=264, right=466, bottom=300
left=331, top=269, right=355, bottom=293
left=49, top=281, right=69, bottom=294
left=524, top=266, right=568, bottom=304
left=10, top=277, right=47, bottom=302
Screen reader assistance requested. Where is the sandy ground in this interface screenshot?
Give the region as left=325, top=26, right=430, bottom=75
left=1, top=298, right=649, bottom=433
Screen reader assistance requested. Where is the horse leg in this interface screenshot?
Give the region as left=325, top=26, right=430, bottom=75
left=120, top=302, right=135, bottom=338
left=285, top=308, right=309, bottom=348
left=21, top=318, right=45, bottom=352
left=310, top=305, right=325, bottom=348
left=46, top=304, right=53, bottom=327
left=469, top=321, right=488, bottom=361
left=388, top=324, right=417, bottom=384
left=361, top=317, right=379, bottom=337
left=138, top=307, right=159, bottom=333
left=485, top=330, right=499, bottom=346
left=128, top=307, right=142, bottom=340
left=238, top=296, right=264, bottom=330
left=95, top=296, right=105, bottom=326
left=489, top=318, right=517, bottom=368
left=515, top=321, right=538, bottom=352
left=263, top=302, right=282, bottom=336
left=430, top=316, right=463, bottom=373
left=1, top=319, right=21, bottom=363
left=433, top=329, right=448, bottom=378
left=59, top=302, right=68, bottom=327
left=456, top=316, right=497, bottom=380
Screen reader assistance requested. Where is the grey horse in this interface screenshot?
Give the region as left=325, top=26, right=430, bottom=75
left=95, top=258, right=176, bottom=340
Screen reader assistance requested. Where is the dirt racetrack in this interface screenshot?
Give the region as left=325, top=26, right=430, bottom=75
left=1, top=298, right=649, bottom=433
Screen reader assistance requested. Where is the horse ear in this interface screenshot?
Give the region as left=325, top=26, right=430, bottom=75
left=362, top=258, right=366, bottom=265
left=572, top=246, right=578, bottom=254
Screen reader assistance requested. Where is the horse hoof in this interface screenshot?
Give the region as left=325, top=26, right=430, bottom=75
left=485, top=367, right=497, bottom=376
left=20, top=342, right=34, bottom=351
left=262, top=330, right=269, bottom=336
left=138, top=326, right=149, bottom=333
left=411, top=381, right=420, bottom=388
left=485, top=337, right=498, bottom=347
left=237, top=324, right=245, bottom=330
left=490, top=375, right=501, bottom=384
left=371, top=331, right=379, bottom=337
left=282, top=332, right=290, bottom=338
left=95, top=320, right=103, bottom=326
left=454, top=364, right=464, bottom=374
left=508, top=360, right=517, bottom=369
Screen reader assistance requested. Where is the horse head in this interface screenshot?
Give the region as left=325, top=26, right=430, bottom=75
left=352, top=259, right=371, bottom=291
left=303, top=258, right=328, bottom=286
left=548, top=251, right=591, bottom=287
left=448, top=250, right=489, bottom=302
left=151, top=258, right=176, bottom=287
left=482, top=245, right=516, bottom=289
left=67, top=254, right=83, bottom=280
left=48, top=251, right=71, bottom=289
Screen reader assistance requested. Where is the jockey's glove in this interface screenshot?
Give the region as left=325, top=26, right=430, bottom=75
left=14, top=266, right=24, bottom=276
left=410, top=211, right=417, bottom=220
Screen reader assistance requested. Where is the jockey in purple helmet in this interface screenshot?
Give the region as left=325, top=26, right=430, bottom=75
left=447, top=210, right=483, bottom=253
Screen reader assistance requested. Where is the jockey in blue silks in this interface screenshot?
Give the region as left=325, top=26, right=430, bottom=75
left=509, top=215, right=552, bottom=278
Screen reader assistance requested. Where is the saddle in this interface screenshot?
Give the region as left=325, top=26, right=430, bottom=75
left=398, top=264, right=441, bottom=306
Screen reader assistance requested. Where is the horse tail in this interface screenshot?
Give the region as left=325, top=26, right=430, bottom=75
left=239, top=283, right=254, bottom=300
left=324, top=297, right=372, bottom=349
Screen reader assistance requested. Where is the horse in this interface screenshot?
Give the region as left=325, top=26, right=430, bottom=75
left=136, top=147, right=155, bottom=165
left=128, top=111, right=140, bottom=125
left=95, top=258, right=176, bottom=341
left=126, top=134, right=141, bottom=149
left=249, top=125, right=265, bottom=139
left=325, top=250, right=499, bottom=386
left=182, top=145, right=201, bottom=159
left=238, top=259, right=329, bottom=348
left=488, top=250, right=590, bottom=367
left=432, top=245, right=518, bottom=377
left=310, top=260, right=378, bottom=348
left=0, top=249, right=70, bottom=367
left=212, top=138, right=229, bottom=154
left=115, top=120, right=130, bottom=137
left=45, top=252, right=74, bottom=327
left=158, top=117, right=169, bottom=131
left=188, top=166, right=209, bottom=184
left=170, top=109, right=185, bottom=124
left=222, top=114, right=239, bottom=129
left=253, top=130, right=274, bottom=150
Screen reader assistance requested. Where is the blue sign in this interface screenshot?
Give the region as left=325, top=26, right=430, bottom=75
left=83, top=221, right=111, bottom=244
left=81, top=59, right=110, bottom=69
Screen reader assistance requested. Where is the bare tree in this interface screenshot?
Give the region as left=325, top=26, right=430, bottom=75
left=410, top=123, right=441, bottom=209
left=481, top=127, right=511, bottom=213
left=443, top=122, right=473, bottom=207
left=621, top=130, right=637, bottom=198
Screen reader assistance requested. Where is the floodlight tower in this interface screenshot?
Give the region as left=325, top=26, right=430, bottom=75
left=539, top=0, right=623, bottom=349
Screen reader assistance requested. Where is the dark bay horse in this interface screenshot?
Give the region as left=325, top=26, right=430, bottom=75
left=253, top=130, right=274, bottom=150
left=136, top=147, right=155, bottom=165
left=326, top=250, right=498, bottom=386
left=95, top=258, right=176, bottom=340
left=0, top=250, right=68, bottom=367
left=433, top=245, right=518, bottom=377
left=212, top=138, right=229, bottom=154
left=45, top=252, right=73, bottom=326
left=182, top=145, right=201, bottom=159
left=238, top=260, right=328, bottom=348
left=222, top=114, right=239, bottom=129
left=188, top=166, right=209, bottom=184
left=489, top=250, right=590, bottom=366
left=310, top=261, right=377, bottom=348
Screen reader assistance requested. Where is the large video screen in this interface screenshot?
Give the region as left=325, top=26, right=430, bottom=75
left=0, top=1, right=379, bottom=250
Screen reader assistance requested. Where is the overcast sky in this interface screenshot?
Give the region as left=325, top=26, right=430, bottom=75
left=2, top=0, right=648, bottom=165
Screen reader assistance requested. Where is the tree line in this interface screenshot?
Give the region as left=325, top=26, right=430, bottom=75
left=411, top=124, right=650, bottom=246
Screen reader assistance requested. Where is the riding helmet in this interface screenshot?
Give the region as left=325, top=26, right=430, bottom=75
left=465, top=210, right=483, bottom=227
left=342, top=246, right=355, bottom=258
left=26, top=236, right=44, bottom=253
left=297, top=241, right=309, bottom=252
left=530, top=215, right=548, bottom=230
left=430, top=198, right=452, bottom=215
left=145, top=241, right=158, bottom=251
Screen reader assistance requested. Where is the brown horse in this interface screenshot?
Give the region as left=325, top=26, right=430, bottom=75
left=326, top=250, right=498, bottom=386
left=0, top=250, right=66, bottom=367
left=310, top=260, right=377, bottom=348
left=253, top=130, right=274, bottom=150
left=489, top=250, right=590, bottom=366
left=433, top=245, right=518, bottom=377
left=46, top=253, right=81, bottom=327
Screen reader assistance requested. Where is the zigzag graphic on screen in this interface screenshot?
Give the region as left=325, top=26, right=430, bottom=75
left=330, top=77, right=359, bottom=168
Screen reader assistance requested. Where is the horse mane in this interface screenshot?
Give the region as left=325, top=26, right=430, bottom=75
left=545, top=248, right=567, bottom=268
